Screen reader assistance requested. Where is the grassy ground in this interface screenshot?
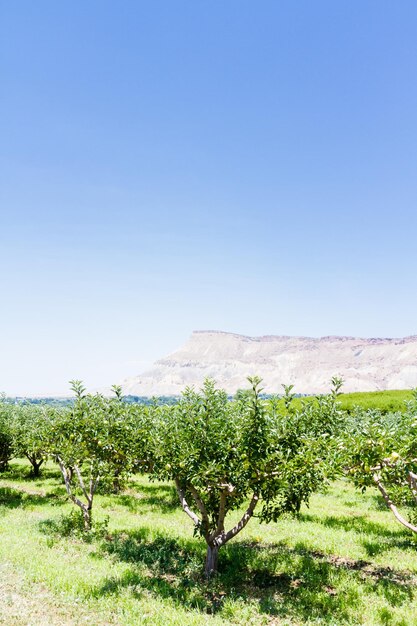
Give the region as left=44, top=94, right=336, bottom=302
left=276, top=390, right=414, bottom=415
left=337, top=390, right=414, bottom=414
left=1, top=460, right=417, bottom=625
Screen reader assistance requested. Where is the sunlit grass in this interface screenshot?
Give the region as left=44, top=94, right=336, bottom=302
left=274, top=389, right=413, bottom=415
left=337, top=389, right=414, bottom=414
left=1, top=459, right=417, bottom=625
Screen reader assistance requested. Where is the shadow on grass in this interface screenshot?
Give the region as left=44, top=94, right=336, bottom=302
left=300, top=512, right=413, bottom=556
left=108, top=483, right=179, bottom=514
left=89, top=527, right=415, bottom=622
left=4, top=462, right=61, bottom=483
left=0, top=486, right=63, bottom=510
left=300, top=512, right=405, bottom=538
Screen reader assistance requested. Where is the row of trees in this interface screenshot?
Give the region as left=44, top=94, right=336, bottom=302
left=1, top=380, right=417, bottom=576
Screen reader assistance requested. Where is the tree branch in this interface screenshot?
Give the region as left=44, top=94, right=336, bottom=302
left=188, top=484, right=209, bottom=527
left=74, top=464, right=89, bottom=501
left=89, top=474, right=94, bottom=504
left=213, top=489, right=227, bottom=539
left=407, top=471, right=417, bottom=504
left=219, top=492, right=260, bottom=546
left=217, top=483, right=235, bottom=493
left=174, top=478, right=200, bottom=527
left=373, top=473, right=417, bottom=533
left=57, top=457, right=88, bottom=513
left=92, top=474, right=100, bottom=495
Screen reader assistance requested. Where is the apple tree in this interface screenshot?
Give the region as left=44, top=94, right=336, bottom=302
left=151, top=377, right=343, bottom=577
left=346, top=393, right=417, bottom=534
left=48, top=381, right=141, bottom=529
left=10, top=404, right=51, bottom=476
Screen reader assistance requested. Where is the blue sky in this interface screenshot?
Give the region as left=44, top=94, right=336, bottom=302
left=1, top=1, right=417, bottom=395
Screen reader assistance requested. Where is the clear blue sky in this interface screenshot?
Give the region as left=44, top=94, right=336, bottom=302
left=1, top=1, right=417, bottom=395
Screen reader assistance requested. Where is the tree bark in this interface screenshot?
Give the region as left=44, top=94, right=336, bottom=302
left=204, top=493, right=260, bottom=577
left=29, top=458, right=43, bottom=477
left=175, top=479, right=200, bottom=526
left=223, top=492, right=259, bottom=543
left=82, top=505, right=92, bottom=530
left=373, top=473, right=417, bottom=533
left=407, top=471, right=417, bottom=504
left=205, top=544, right=219, bottom=578
left=57, top=457, right=94, bottom=531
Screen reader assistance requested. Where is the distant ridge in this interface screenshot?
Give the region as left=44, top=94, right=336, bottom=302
left=119, top=331, right=417, bottom=396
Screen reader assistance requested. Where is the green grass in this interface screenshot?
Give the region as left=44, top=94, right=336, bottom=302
left=337, top=390, right=414, bottom=414
left=2, top=459, right=417, bottom=625
left=278, top=389, right=414, bottom=415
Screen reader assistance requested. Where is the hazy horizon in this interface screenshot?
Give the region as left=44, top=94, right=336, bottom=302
left=4, top=328, right=417, bottom=397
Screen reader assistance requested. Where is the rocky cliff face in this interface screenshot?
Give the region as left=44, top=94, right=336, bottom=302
left=120, top=331, right=417, bottom=396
